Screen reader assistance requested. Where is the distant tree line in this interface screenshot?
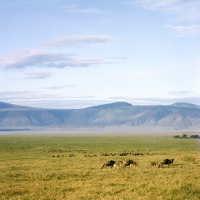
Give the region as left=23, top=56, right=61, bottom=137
left=173, top=134, right=200, bottom=139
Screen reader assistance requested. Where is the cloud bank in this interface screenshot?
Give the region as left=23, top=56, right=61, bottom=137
left=1, top=90, right=199, bottom=109
left=0, top=50, right=106, bottom=69
left=25, top=72, right=53, bottom=79
left=123, top=0, right=200, bottom=36
left=43, top=35, right=116, bottom=47
left=133, top=0, right=200, bottom=21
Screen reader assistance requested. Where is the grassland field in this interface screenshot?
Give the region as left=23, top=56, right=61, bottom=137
left=0, top=132, right=200, bottom=200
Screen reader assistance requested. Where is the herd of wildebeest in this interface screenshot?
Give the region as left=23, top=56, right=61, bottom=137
left=49, top=149, right=175, bottom=169
left=101, top=159, right=174, bottom=169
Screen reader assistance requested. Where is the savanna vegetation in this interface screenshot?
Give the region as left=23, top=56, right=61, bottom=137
left=173, top=133, right=200, bottom=139
left=0, top=132, right=200, bottom=200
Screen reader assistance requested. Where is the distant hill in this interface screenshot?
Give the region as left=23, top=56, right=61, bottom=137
left=171, top=102, right=198, bottom=108
left=0, top=101, right=199, bottom=131
left=0, top=102, right=37, bottom=110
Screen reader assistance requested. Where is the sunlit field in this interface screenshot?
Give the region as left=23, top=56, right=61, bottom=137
left=0, top=132, right=200, bottom=200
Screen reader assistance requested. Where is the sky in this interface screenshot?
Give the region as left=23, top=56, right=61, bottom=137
left=0, top=0, right=200, bottom=109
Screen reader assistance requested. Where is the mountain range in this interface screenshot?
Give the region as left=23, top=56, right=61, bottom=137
left=0, top=101, right=199, bottom=132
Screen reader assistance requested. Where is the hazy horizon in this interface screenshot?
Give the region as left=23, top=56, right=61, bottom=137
left=1, top=100, right=199, bottom=110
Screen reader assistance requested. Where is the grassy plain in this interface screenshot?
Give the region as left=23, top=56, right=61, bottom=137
left=0, top=132, right=200, bottom=200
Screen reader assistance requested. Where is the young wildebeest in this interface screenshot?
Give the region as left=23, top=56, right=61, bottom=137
left=149, top=161, right=158, bottom=167
left=158, top=159, right=174, bottom=168
left=101, top=160, right=116, bottom=169
left=113, top=162, right=123, bottom=169
left=123, top=159, right=137, bottom=168
left=129, top=163, right=138, bottom=168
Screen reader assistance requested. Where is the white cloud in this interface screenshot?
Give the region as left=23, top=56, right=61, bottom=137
left=133, top=0, right=200, bottom=22
left=109, top=95, right=200, bottom=106
left=25, top=72, right=53, bottom=79
left=43, top=35, right=116, bottom=47
left=131, top=0, right=177, bottom=9
left=0, top=91, right=100, bottom=109
left=167, top=90, right=194, bottom=97
left=60, top=5, right=106, bottom=13
left=121, top=0, right=178, bottom=7
left=123, top=0, right=200, bottom=36
left=165, top=24, right=200, bottom=36
left=1, top=90, right=199, bottom=108
left=0, top=49, right=107, bottom=69
left=0, top=91, right=58, bottom=101
left=45, top=85, right=76, bottom=90
left=133, top=0, right=178, bottom=9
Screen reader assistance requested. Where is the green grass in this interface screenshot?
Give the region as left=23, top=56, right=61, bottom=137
left=0, top=132, right=200, bottom=199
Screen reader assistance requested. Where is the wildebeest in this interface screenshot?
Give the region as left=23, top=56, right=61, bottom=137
left=129, top=163, right=138, bottom=168
left=113, top=161, right=123, bottom=169
left=158, top=159, right=174, bottom=168
left=149, top=161, right=158, bottom=167
left=123, top=159, right=137, bottom=167
left=101, top=160, right=115, bottom=169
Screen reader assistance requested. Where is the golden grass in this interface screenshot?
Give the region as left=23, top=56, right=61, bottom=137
left=0, top=133, right=200, bottom=199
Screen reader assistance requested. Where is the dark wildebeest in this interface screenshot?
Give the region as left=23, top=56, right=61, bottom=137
left=123, top=159, right=137, bottom=167
left=158, top=159, right=174, bottom=168
left=101, top=160, right=116, bottom=169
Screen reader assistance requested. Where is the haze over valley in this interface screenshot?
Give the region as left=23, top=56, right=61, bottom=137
left=0, top=101, right=199, bottom=132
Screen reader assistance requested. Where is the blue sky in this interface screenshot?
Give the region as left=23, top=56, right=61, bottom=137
left=0, top=0, right=200, bottom=108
